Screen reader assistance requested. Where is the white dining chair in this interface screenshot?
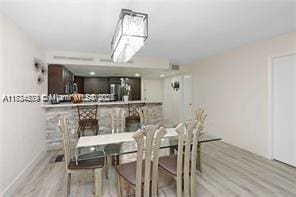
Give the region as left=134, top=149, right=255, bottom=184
left=58, top=117, right=105, bottom=197
left=136, top=106, right=152, bottom=125
left=115, top=125, right=167, bottom=197
left=159, top=119, right=205, bottom=197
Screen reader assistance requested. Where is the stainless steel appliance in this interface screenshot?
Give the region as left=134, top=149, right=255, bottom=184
left=110, top=84, right=122, bottom=101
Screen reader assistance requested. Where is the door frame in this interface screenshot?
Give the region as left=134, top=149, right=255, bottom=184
left=268, top=51, right=296, bottom=160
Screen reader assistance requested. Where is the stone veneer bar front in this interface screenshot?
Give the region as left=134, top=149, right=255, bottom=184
left=42, top=101, right=163, bottom=150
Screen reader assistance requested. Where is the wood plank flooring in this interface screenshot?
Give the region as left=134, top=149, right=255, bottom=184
left=11, top=141, right=296, bottom=197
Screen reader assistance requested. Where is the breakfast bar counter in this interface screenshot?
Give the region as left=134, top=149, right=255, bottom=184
left=43, top=101, right=163, bottom=150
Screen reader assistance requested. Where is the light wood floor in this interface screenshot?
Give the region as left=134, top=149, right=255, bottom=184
left=12, top=141, right=296, bottom=197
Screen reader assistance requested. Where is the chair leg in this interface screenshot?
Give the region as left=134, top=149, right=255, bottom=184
left=82, top=126, right=85, bottom=136
left=105, top=156, right=112, bottom=179
left=65, top=173, right=71, bottom=197
left=196, top=143, right=201, bottom=172
left=117, top=174, right=122, bottom=197
left=95, top=124, right=99, bottom=135
left=77, top=126, right=81, bottom=138
left=94, top=168, right=102, bottom=197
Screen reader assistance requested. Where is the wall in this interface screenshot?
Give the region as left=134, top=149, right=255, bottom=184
left=142, top=79, right=164, bottom=101
left=0, top=13, right=46, bottom=196
left=163, top=75, right=184, bottom=124
left=190, top=32, right=296, bottom=158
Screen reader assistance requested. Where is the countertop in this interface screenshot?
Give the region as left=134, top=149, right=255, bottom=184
left=41, top=100, right=163, bottom=108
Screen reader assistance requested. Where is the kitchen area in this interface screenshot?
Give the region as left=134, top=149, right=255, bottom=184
left=43, top=64, right=168, bottom=150
left=47, top=64, right=142, bottom=103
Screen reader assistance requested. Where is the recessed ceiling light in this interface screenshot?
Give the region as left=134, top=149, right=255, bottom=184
left=160, top=74, right=165, bottom=77
left=135, top=73, right=140, bottom=77
left=89, top=71, right=95, bottom=75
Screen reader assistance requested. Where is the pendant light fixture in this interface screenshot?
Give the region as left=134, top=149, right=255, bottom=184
left=111, top=9, right=148, bottom=63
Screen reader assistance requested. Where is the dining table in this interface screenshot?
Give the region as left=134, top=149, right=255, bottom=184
left=74, top=120, right=221, bottom=171
left=73, top=120, right=221, bottom=196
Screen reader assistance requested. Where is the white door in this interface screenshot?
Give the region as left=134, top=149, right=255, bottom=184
left=183, top=75, right=193, bottom=121
left=274, top=54, right=296, bottom=167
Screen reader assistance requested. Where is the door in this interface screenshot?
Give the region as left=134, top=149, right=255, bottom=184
left=273, top=54, right=296, bottom=167
left=183, top=75, right=193, bottom=121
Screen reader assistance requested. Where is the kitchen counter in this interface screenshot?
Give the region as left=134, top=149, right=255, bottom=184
left=43, top=100, right=163, bottom=150
left=41, top=100, right=163, bottom=108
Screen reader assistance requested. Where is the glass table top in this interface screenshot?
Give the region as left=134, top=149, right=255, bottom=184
left=74, top=119, right=221, bottom=162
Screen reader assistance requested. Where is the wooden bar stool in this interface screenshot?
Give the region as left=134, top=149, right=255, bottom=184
left=77, top=105, right=99, bottom=138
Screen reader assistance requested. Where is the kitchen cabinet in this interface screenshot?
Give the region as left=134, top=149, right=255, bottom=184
left=84, top=77, right=109, bottom=94
left=48, top=64, right=73, bottom=94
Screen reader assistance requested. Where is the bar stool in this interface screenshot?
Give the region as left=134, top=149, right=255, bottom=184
left=77, top=105, right=99, bottom=138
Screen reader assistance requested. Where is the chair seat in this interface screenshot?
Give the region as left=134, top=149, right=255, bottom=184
left=79, top=119, right=98, bottom=126
left=115, top=160, right=150, bottom=186
left=158, top=155, right=177, bottom=176
left=68, top=157, right=104, bottom=170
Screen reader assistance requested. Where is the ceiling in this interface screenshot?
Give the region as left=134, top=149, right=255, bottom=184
left=1, top=0, right=296, bottom=65
left=64, top=64, right=185, bottom=79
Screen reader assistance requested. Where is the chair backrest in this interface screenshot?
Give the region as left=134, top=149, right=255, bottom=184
left=133, top=125, right=167, bottom=197
left=77, top=105, right=98, bottom=121
left=136, top=106, right=151, bottom=125
left=195, top=108, right=207, bottom=132
left=110, top=107, right=125, bottom=133
left=175, top=119, right=204, bottom=197
left=58, top=117, right=71, bottom=171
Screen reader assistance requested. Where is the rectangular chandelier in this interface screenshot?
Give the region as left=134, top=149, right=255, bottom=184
left=111, top=9, right=148, bottom=63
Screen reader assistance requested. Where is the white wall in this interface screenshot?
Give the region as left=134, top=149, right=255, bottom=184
left=190, top=32, right=296, bottom=158
left=0, top=13, right=46, bottom=196
left=163, top=75, right=184, bottom=124
left=142, top=79, right=164, bottom=101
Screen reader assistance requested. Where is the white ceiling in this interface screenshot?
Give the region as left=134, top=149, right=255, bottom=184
left=1, top=0, right=296, bottom=65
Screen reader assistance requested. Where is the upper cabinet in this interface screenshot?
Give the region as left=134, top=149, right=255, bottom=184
left=48, top=65, right=73, bottom=94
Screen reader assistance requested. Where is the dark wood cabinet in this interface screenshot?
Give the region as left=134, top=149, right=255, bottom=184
left=84, top=77, right=109, bottom=94
left=109, top=77, right=121, bottom=84
left=48, top=64, right=73, bottom=94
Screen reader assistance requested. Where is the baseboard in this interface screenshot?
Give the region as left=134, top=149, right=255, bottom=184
left=0, top=148, right=47, bottom=197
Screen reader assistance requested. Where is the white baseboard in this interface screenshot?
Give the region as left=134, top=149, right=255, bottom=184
left=0, top=148, right=46, bottom=197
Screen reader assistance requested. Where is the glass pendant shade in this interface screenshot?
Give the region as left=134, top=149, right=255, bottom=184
left=111, top=9, right=148, bottom=63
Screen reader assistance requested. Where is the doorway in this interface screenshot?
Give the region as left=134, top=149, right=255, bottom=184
left=271, top=53, right=296, bottom=167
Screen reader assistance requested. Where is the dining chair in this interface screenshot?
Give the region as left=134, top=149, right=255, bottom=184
left=77, top=105, right=99, bottom=137
left=58, top=117, right=105, bottom=197
left=195, top=108, right=207, bottom=170
left=115, top=125, right=167, bottom=197
left=159, top=120, right=204, bottom=197
left=136, top=106, right=152, bottom=125
left=104, top=107, right=126, bottom=179
left=195, top=108, right=207, bottom=128
left=111, top=107, right=126, bottom=133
